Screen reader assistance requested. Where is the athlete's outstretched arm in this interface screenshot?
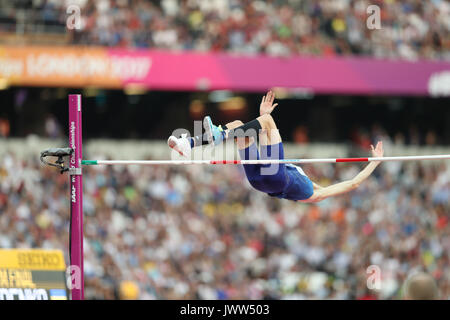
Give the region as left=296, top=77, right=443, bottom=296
left=303, top=141, right=384, bottom=203
left=259, top=90, right=278, bottom=116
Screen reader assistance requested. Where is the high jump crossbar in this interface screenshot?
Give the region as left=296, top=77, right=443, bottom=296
left=81, top=154, right=450, bottom=166
left=39, top=94, right=450, bottom=300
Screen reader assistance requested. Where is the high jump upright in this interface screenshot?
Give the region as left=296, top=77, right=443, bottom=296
left=68, top=94, right=84, bottom=300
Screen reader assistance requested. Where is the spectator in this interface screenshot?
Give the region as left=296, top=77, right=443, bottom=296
left=403, top=272, right=439, bottom=300
left=44, top=114, right=62, bottom=139
left=0, top=148, right=449, bottom=300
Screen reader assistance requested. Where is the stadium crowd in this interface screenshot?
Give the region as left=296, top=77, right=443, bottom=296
left=1, top=147, right=449, bottom=299
left=1, top=0, right=449, bottom=60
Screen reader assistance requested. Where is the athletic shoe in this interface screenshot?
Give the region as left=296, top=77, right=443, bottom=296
left=167, top=134, right=191, bottom=158
left=203, top=116, right=225, bottom=146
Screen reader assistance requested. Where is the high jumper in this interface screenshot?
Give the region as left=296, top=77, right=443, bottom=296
left=168, top=90, right=384, bottom=203
left=39, top=94, right=449, bottom=300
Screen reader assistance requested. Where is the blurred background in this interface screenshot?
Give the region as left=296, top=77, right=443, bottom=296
left=0, top=0, right=449, bottom=300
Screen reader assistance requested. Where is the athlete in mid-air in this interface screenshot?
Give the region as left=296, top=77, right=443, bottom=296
left=168, top=91, right=384, bottom=203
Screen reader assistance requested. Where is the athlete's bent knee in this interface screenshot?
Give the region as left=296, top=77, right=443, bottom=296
left=259, top=114, right=276, bottom=129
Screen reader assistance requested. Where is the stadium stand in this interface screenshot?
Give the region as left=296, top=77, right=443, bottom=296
left=0, top=0, right=448, bottom=60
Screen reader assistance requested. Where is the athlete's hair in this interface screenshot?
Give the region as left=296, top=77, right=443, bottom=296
left=403, top=272, right=439, bottom=300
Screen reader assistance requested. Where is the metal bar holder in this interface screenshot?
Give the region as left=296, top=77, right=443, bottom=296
left=39, top=148, right=81, bottom=175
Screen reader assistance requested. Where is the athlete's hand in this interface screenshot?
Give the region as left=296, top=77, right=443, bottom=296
left=260, top=90, right=278, bottom=116
left=371, top=141, right=384, bottom=157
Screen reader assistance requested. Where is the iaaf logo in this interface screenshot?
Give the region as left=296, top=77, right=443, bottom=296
left=71, top=184, right=76, bottom=203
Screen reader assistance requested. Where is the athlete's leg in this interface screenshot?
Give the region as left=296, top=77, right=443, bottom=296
left=204, top=114, right=281, bottom=146
left=226, top=120, right=259, bottom=178
left=228, top=117, right=287, bottom=194
left=168, top=121, right=230, bottom=157
left=258, top=114, right=283, bottom=161
left=256, top=114, right=287, bottom=191
left=224, top=120, right=254, bottom=150
left=224, top=120, right=267, bottom=192
left=225, top=115, right=283, bottom=161
left=257, top=114, right=282, bottom=147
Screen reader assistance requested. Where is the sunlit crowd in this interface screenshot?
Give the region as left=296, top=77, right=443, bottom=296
left=1, top=148, right=449, bottom=299
left=2, top=0, right=449, bottom=60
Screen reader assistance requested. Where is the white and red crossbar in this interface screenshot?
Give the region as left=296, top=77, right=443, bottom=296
left=81, top=154, right=450, bottom=166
